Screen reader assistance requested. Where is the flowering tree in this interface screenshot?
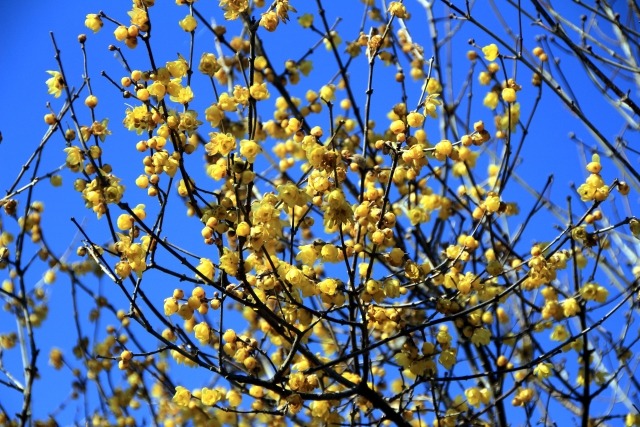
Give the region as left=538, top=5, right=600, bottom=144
left=2, top=0, right=640, bottom=426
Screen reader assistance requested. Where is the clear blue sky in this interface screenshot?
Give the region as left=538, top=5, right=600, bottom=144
left=0, top=1, right=634, bottom=425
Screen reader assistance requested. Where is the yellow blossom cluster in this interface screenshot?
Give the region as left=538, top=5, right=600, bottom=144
left=219, top=0, right=249, bottom=20
left=520, top=245, right=568, bottom=290
left=247, top=194, right=284, bottom=251
left=577, top=154, right=609, bottom=202
left=322, top=189, right=354, bottom=230
left=24, top=1, right=640, bottom=426
left=76, top=173, right=125, bottom=218
left=123, top=105, right=156, bottom=135
left=113, top=229, right=150, bottom=278
left=367, top=305, right=406, bottom=338
left=395, top=340, right=437, bottom=377
left=512, top=387, right=534, bottom=406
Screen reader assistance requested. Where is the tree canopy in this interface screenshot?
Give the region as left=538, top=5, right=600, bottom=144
left=1, top=1, right=640, bottom=426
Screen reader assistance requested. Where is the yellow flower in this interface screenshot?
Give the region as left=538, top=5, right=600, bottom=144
left=206, top=159, right=227, bottom=181
left=423, top=93, right=441, bottom=118
left=277, top=182, right=311, bottom=208
left=196, top=258, right=215, bottom=280
left=550, top=324, right=568, bottom=341
left=595, top=285, right=608, bottom=303
left=226, top=389, right=242, bottom=407
left=172, top=386, right=191, bottom=406
left=296, top=245, right=318, bottom=266
left=177, top=111, right=201, bottom=136
left=233, top=85, right=250, bottom=106
left=275, top=0, right=296, bottom=22
left=199, top=53, right=221, bottom=76
left=167, top=57, right=189, bottom=78
left=179, top=15, right=197, bottom=32
left=502, top=87, right=517, bottom=103
left=63, top=146, right=84, bottom=172
left=285, top=266, right=305, bottom=286
left=471, top=328, right=491, bottom=346
left=123, top=105, right=155, bottom=135
left=310, top=401, right=330, bottom=418
left=534, top=362, right=552, bottom=379
left=439, top=348, right=456, bottom=369
left=482, top=44, right=499, bottom=61
left=163, top=298, right=178, bottom=316
left=426, top=78, right=442, bottom=94
left=220, top=248, right=239, bottom=276
left=220, top=0, right=249, bottom=20
left=218, top=92, right=238, bottom=112
left=389, top=120, right=406, bottom=134
left=85, top=14, right=103, bottom=33
left=323, top=190, right=354, bottom=228
left=388, top=2, right=409, bottom=19
left=49, top=348, right=64, bottom=369
left=484, top=192, right=501, bottom=213
left=483, top=91, right=499, bottom=109
left=163, top=156, right=179, bottom=177
left=250, top=82, right=270, bottom=100
left=434, top=139, right=453, bottom=157
left=114, top=25, right=128, bottom=41
left=512, top=388, right=533, bottom=406
left=319, top=84, right=336, bottom=101
left=318, top=278, right=338, bottom=295
left=299, top=60, right=312, bottom=76
left=194, top=322, right=210, bottom=344
left=201, top=387, right=221, bottom=406
left=117, top=214, right=133, bottom=230
left=562, top=298, right=580, bottom=317
left=478, top=71, right=492, bottom=85
left=465, top=387, right=482, bottom=407
left=626, top=414, right=640, bottom=426
left=128, top=7, right=149, bottom=31
left=147, top=81, right=167, bottom=100
left=495, top=101, right=521, bottom=131
left=298, top=13, right=314, bottom=28
left=580, top=283, right=598, bottom=300
left=240, top=139, right=261, bottom=163
left=91, top=119, right=111, bottom=142
left=406, top=112, right=425, bottom=127
left=321, top=244, right=339, bottom=263
left=206, top=132, right=237, bottom=156
left=260, top=11, right=278, bottom=32
left=205, top=104, right=224, bottom=127
left=170, top=85, right=194, bottom=104
left=45, top=71, right=65, bottom=98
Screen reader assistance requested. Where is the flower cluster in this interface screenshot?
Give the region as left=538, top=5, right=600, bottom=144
left=77, top=173, right=126, bottom=218
left=522, top=245, right=568, bottom=290
left=577, top=154, right=609, bottom=202
left=23, top=1, right=640, bottom=426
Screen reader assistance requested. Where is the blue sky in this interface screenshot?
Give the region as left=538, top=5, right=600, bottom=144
left=1, top=0, right=637, bottom=425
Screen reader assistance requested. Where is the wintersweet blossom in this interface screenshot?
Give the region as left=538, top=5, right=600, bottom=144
left=201, top=387, right=221, bottom=406
left=260, top=11, right=278, bottom=32
left=239, top=139, right=261, bottom=163
left=199, top=53, right=221, bottom=76
left=172, top=386, right=191, bottom=406
left=388, top=2, right=409, bottom=18
left=482, top=43, right=499, bottom=61
left=85, top=14, right=103, bottom=33
left=45, top=71, right=65, bottom=98
left=196, top=258, right=215, bottom=280
left=179, top=15, right=197, bottom=32
left=220, top=0, right=249, bottom=20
